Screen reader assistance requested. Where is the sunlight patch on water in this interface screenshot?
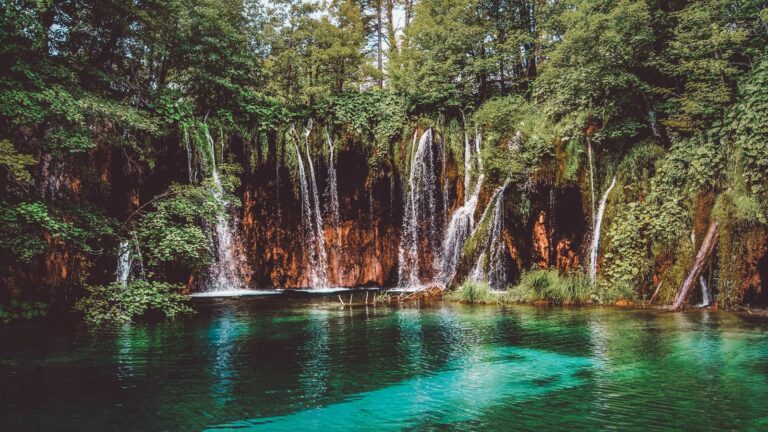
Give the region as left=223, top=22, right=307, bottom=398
left=206, top=345, right=593, bottom=431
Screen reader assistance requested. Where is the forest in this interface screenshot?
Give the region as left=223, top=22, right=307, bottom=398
left=2, top=0, right=768, bottom=323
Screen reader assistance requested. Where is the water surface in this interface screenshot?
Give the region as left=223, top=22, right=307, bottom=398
left=2, top=296, right=768, bottom=431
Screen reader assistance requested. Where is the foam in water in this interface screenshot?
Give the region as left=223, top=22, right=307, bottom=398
left=397, top=129, right=442, bottom=288
left=206, top=345, right=593, bottom=431
left=190, top=290, right=283, bottom=298
left=205, top=126, right=246, bottom=292
left=589, top=177, right=616, bottom=283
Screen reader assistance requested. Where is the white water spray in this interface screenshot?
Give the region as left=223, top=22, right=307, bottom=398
left=397, top=129, right=441, bottom=287
left=292, top=123, right=328, bottom=287
left=116, top=240, right=133, bottom=286
left=589, top=177, right=616, bottom=284
left=205, top=127, right=246, bottom=292
left=438, top=130, right=484, bottom=284
left=487, top=187, right=509, bottom=290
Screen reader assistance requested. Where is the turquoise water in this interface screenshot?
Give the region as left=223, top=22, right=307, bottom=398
left=2, top=295, right=768, bottom=431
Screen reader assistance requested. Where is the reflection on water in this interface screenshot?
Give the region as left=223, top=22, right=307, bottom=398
left=1, top=298, right=768, bottom=431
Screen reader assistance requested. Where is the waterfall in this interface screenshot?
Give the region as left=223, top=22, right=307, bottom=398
left=464, top=183, right=508, bottom=287
left=325, top=130, right=341, bottom=283
left=437, top=130, right=484, bottom=284
left=205, top=127, right=246, bottom=291
left=587, top=137, right=596, bottom=225
left=470, top=252, right=486, bottom=282
left=463, top=128, right=472, bottom=202
left=183, top=125, right=196, bottom=183
left=487, top=187, right=509, bottom=290
left=699, top=276, right=710, bottom=307
left=397, top=129, right=441, bottom=288
left=648, top=109, right=661, bottom=138
left=438, top=184, right=480, bottom=283
left=589, top=177, right=616, bottom=284
left=304, top=124, right=329, bottom=286
left=292, top=123, right=328, bottom=287
left=325, top=129, right=340, bottom=233
left=116, top=240, right=133, bottom=286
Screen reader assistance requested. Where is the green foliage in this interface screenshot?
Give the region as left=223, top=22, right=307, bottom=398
left=535, top=0, right=654, bottom=140
left=0, top=300, right=47, bottom=324
left=506, top=269, right=594, bottom=305
left=446, top=281, right=496, bottom=304
left=0, top=139, right=35, bottom=183
left=133, top=184, right=221, bottom=269
left=474, top=97, right=554, bottom=186
left=730, top=57, right=768, bottom=199
left=660, top=0, right=762, bottom=132
left=319, top=91, right=409, bottom=175
left=73, top=280, right=192, bottom=324
left=0, top=201, right=115, bottom=262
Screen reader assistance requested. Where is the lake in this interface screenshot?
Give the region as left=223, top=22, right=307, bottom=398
left=2, top=293, right=768, bottom=431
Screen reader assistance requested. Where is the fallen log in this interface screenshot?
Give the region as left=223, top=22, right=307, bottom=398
left=648, top=282, right=663, bottom=305
left=671, top=221, right=718, bottom=311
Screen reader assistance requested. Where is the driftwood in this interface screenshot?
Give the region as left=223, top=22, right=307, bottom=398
left=648, top=282, right=663, bottom=305
left=338, top=291, right=376, bottom=307
left=671, top=221, right=719, bottom=311
left=385, top=284, right=445, bottom=303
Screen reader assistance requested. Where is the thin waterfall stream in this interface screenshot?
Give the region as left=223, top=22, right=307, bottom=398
left=204, top=126, right=246, bottom=292
left=589, top=177, right=616, bottom=283
left=292, top=123, right=329, bottom=288
left=116, top=240, right=133, bottom=286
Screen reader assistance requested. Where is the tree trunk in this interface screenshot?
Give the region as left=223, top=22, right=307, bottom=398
left=376, top=0, right=384, bottom=88
left=671, top=221, right=719, bottom=311
left=386, top=0, right=397, bottom=58
left=404, top=0, right=413, bottom=30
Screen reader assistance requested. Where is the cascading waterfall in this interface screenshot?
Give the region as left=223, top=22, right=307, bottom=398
left=589, top=177, right=616, bottom=284
left=325, top=129, right=342, bottom=283
left=465, top=183, right=508, bottom=287
left=182, top=125, right=196, bottom=183
left=325, top=129, right=340, bottom=234
left=116, top=240, right=133, bottom=286
left=437, top=130, right=484, bottom=284
left=469, top=252, right=487, bottom=282
left=205, top=127, right=246, bottom=291
left=487, top=186, right=509, bottom=290
left=305, top=124, right=329, bottom=286
left=587, top=138, right=596, bottom=225
left=292, top=123, right=329, bottom=288
left=699, top=276, right=710, bottom=307
left=397, top=129, right=441, bottom=288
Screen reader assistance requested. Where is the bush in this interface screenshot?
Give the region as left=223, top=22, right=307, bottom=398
left=74, top=280, right=193, bottom=324
left=446, top=281, right=497, bottom=304
left=0, top=300, right=47, bottom=324
left=507, top=269, right=593, bottom=305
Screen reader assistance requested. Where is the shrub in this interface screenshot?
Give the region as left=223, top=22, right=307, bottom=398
left=446, top=281, right=497, bottom=304
left=507, top=269, right=593, bottom=305
left=0, top=300, right=47, bottom=324
left=74, top=280, right=193, bottom=324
